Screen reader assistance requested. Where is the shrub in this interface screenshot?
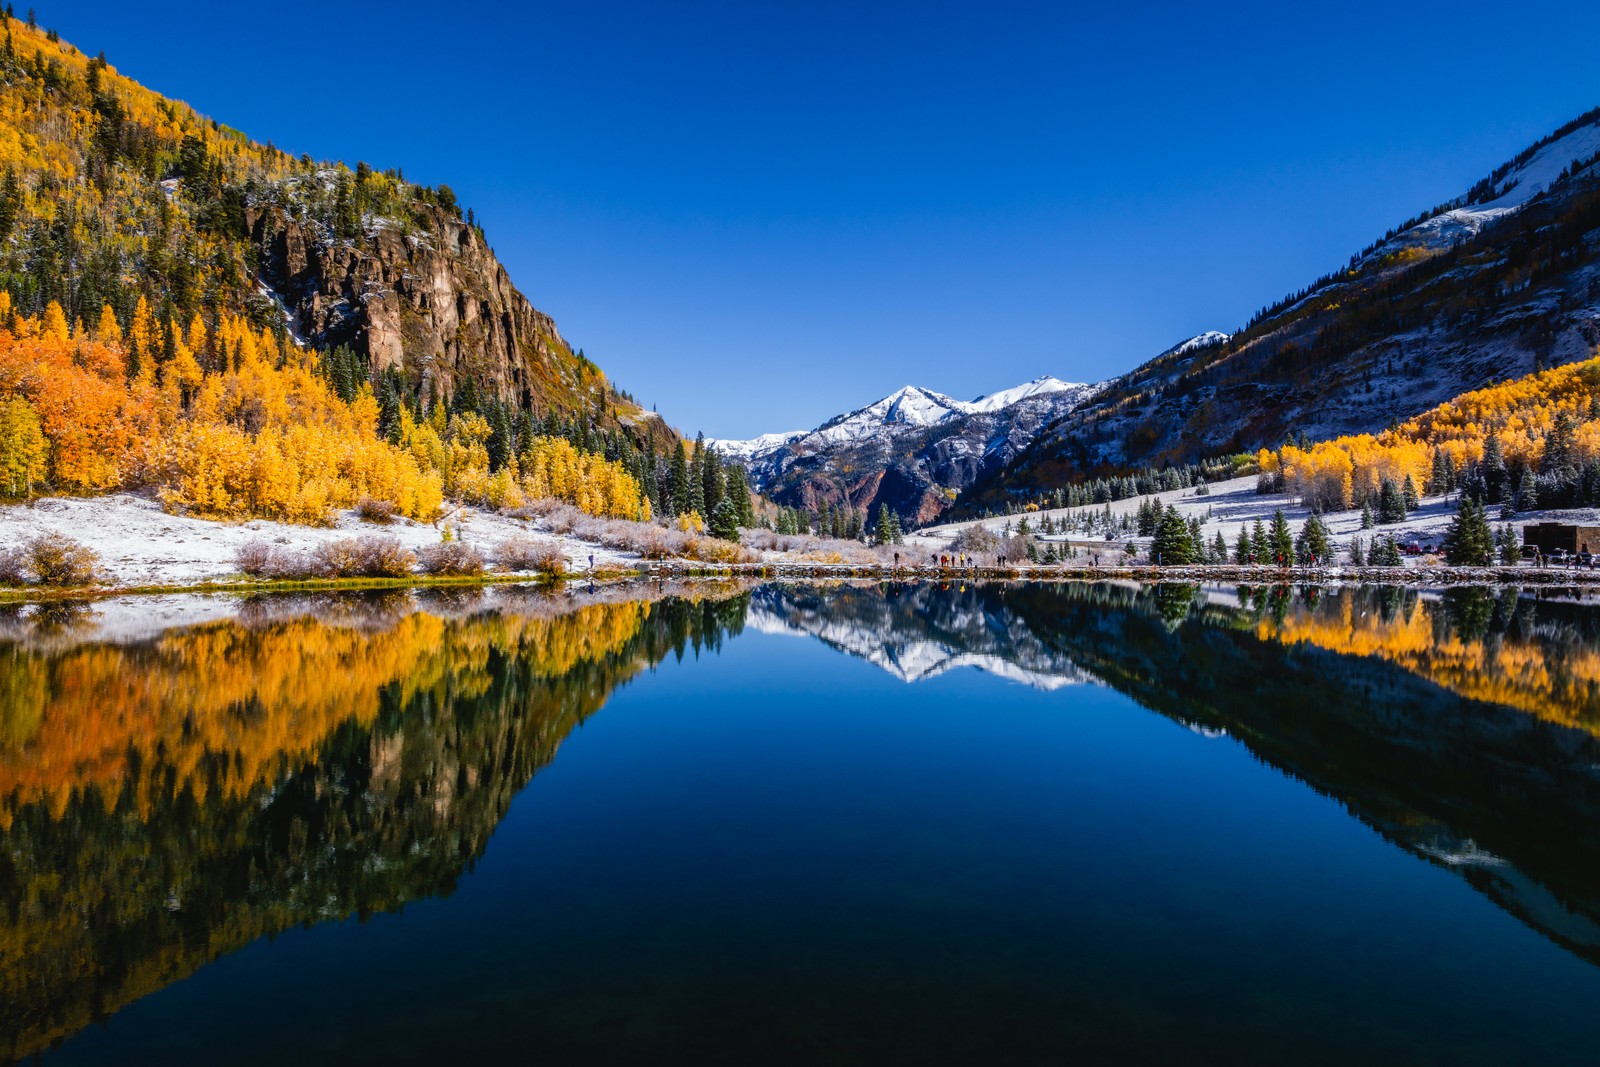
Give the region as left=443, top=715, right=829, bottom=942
left=237, top=536, right=415, bottom=579
left=356, top=497, right=398, bottom=524
left=683, top=536, right=758, bottom=564
left=27, top=533, right=100, bottom=586
left=343, top=536, right=415, bottom=577
left=0, top=545, right=28, bottom=585
left=495, top=535, right=566, bottom=577
left=418, top=541, right=485, bottom=576
left=235, top=540, right=280, bottom=577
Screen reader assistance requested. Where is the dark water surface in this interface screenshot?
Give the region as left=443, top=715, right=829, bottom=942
left=5, top=582, right=1600, bottom=1064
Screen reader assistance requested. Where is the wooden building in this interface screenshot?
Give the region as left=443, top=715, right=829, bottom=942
left=1521, top=522, right=1600, bottom=554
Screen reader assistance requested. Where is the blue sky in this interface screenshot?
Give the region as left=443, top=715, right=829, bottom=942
left=44, top=1, right=1600, bottom=437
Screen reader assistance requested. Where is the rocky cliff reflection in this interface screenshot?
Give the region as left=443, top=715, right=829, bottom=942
left=0, top=585, right=751, bottom=1063
left=754, top=581, right=1600, bottom=964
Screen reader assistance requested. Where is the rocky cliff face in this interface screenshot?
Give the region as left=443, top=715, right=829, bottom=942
left=247, top=202, right=600, bottom=415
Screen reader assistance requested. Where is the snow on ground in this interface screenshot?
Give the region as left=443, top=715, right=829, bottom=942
left=0, top=493, right=638, bottom=587
left=1372, top=114, right=1600, bottom=259
left=909, top=475, right=1594, bottom=564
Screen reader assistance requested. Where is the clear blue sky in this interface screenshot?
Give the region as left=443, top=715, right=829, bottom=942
left=43, top=1, right=1600, bottom=438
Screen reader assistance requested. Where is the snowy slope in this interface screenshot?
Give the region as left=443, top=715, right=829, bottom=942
left=1376, top=113, right=1600, bottom=257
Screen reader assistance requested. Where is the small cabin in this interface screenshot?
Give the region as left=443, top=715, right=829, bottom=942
left=1522, top=522, right=1600, bottom=555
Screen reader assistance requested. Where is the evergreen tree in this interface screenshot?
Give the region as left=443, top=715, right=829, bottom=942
left=1515, top=469, right=1538, bottom=512
left=1443, top=494, right=1494, bottom=565
left=1482, top=430, right=1508, bottom=503
left=1360, top=500, right=1375, bottom=529
left=1269, top=509, right=1295, bottom=565
left=1235, top=527, right=1253, bottom=565
left=1497, top=524, right=1519, bottom=565
left=709, top=496, right=740, bottom=541
left=873, top=504, right=895, bottom=546
left=846, top=507, right=863, bottom=541
left=1377, top=476, right=1407, bottom=524
left=1369, top=536, right=1402, bottom=566
left=1401, top=473, right=1420, bottom=510
left=1349, top=536, right=1365, bottom=566
left=687, top=436, right=706, bottom=516
left=669, top=440, right=690, bottom=515
left=1211, top=531, right=1228, bottom=564
left=1152, top=506, right=1197, bottom=564
left=1296, top=514, right=1331, bottom=563
left=1251, top=519, right=1269, bottom=561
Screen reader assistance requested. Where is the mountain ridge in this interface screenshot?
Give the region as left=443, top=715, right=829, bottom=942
left=957, top=106, right=1600, bottom=513
left=709, top=372, right=1100, bottom=522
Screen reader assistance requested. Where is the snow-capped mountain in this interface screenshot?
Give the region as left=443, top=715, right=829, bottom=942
left=748, top=585, right=1093, bottom=691
left=709, top=375, right=1097, bottom=523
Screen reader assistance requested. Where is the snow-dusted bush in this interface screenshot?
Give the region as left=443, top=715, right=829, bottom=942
left=418, top=541, right=486, bottom=576
left=0, top=545, right=29, bottom=585
left=312, top=537, right=416, bottom=578
left=28, top=533, right=100, bottom=585
left=237, top=536, right=415, bottom=579
left=495, top=536, right=566, bottom=577
left=234, top=540, right=280, bottom=577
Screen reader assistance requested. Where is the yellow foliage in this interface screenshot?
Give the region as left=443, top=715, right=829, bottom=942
left=1270, top=349, right=1600, bottom=505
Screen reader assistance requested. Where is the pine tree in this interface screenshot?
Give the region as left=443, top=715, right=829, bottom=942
left=1377, top=477, right=1407, bottom=524
left=1515, top=470, right=1538, bottom=512
left=709, top=496, right=740, bottom=541
left=1443, top=494, right=1494, bottom=565
left=1349, top=537, right=1365, bottom=566
left=1235, top=527, right=1253, bottom=564
left=1369, top=536, right=1402, bottom=566
left=669, top=440, right=690, bottom=515
left=1152, top=506, right=1197, bottom=565
left=1296, top=514, right=1331, bottom=563
left=1211, top=531, right=1228, bottom=564
left=873, top=504, right=894, bottom=546
left=1252, top=519, right=1269, bottom=561
left=1482, top=430, right=1508, bottom=503
left=1402, top=473, right=1420, bottom=510
left=1360, top=500, right=1374, bottom=529
left=1269, top=509, right=1295, bottom=566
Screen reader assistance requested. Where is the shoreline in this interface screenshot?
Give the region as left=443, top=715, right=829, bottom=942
left=6, top=559, right=1600, bottom=606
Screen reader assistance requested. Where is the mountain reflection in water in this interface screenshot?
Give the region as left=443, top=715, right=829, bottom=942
left=3, top=580, right=1600, bottom=1062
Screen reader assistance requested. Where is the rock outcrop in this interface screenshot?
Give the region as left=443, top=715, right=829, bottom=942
left=247, top=202, right=601, bottom=416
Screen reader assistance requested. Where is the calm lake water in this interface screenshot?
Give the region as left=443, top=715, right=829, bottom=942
left=5, top=581, right=1600, bottom=1064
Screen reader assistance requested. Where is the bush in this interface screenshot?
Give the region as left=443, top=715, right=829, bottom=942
left=418, top=541, right=485, bottom=576
left=356, top=497, right=398, bottom=524
left=237, top=536, right=415, bottom=579
left=0, top=545, right=28, bottom=585
left=495, top=536, right=566, bottom=576
left=28, top=533, right=100, bottom=586
left=683, top=536, right=758, bottom=564
left=235, top=540, right=280, bottom=577
left=313, top=536, right=415, bottom=578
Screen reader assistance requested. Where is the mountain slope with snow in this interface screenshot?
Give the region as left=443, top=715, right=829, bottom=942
left=711, top=374, right=1099, bottom=522
left=960, top=106, right=1600, bottom=513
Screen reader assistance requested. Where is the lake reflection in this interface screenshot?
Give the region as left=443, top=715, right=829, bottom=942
left=5, top=581, right=1600, bottom=1064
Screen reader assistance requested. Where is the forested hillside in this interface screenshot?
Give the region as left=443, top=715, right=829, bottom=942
left=0, top=11, right=782, bottom=526
left=959, top=108, right=1600, bottom=514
